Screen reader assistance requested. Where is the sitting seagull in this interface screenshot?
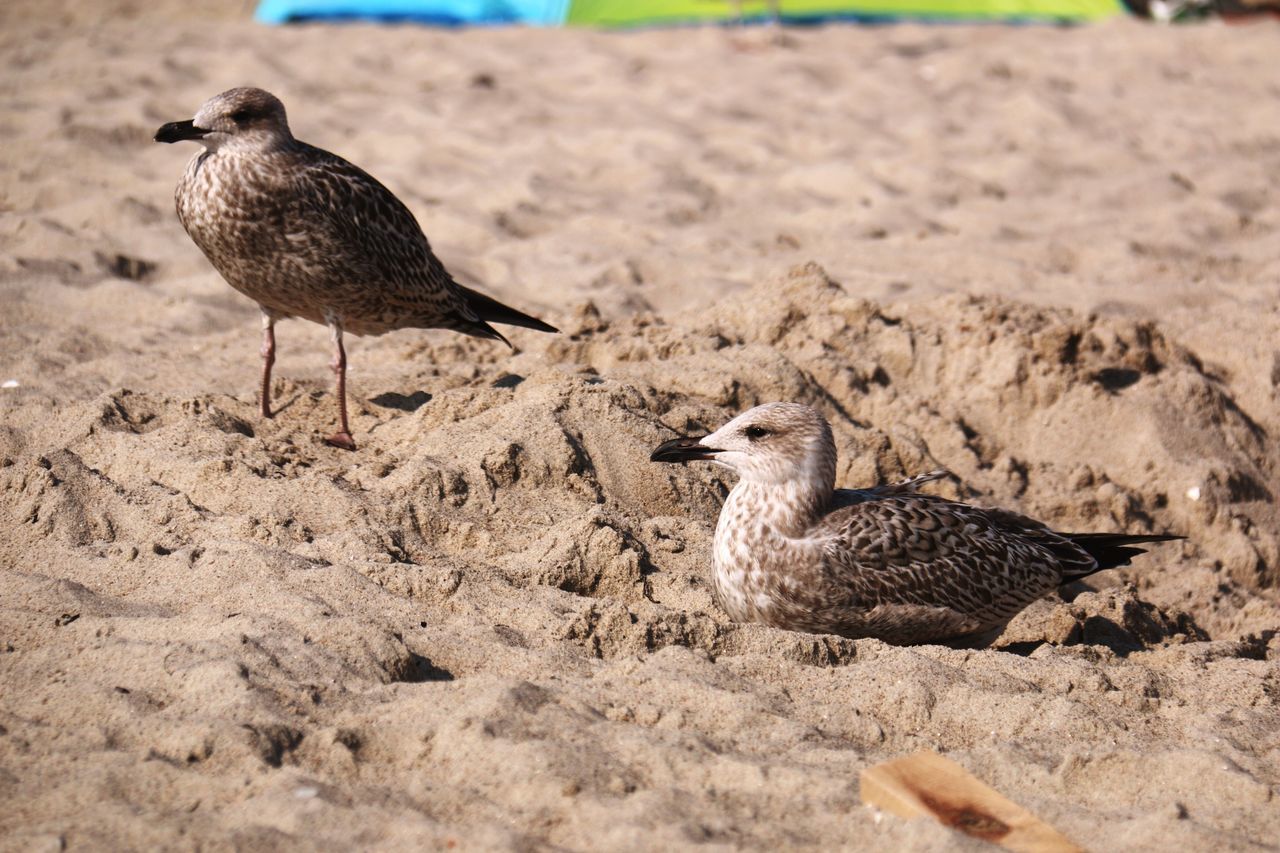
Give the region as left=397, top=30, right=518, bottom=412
left=155, top=87, right=556, bottom=450
left=650, top=402, right=1180, bottom=645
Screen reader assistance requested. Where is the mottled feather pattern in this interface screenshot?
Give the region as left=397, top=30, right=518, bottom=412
left=159, top=87, right=555, bottom=448
left=655, top=403, right=1178, bottom=645
left=177, top=140, right=481, bottom=337
left=811, top=496, right=1073, bottom=640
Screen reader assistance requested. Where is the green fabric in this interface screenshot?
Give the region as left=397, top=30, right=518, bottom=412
left=566, top=0, right=1123, bottom=24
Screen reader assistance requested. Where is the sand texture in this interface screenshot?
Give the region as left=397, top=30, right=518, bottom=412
left=1, top=5, right=1279, bottom=850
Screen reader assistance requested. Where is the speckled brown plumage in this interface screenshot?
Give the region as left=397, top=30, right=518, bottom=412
left=155, top=87, right=556, bottom=449
left=651, top=403, right=1180, bottom=645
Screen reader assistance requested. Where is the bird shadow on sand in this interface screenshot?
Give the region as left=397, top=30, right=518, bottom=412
left=394, top=652, right=455, bottom=684
left=265, top=392, right=304, bottom=416
left=370, top=390, right=432, bottom=412
left=994, top=615, right=1211, bottom=659
left=983, top=622, right=1161, bottom=658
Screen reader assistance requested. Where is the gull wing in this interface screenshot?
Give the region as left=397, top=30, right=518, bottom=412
left=809, top=494, right=1096, bottom=639
left=832, top=469, right=950, bottom=507
left=279, top=144, right=491, bottom=333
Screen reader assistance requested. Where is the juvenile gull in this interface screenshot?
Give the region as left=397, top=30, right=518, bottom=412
left=155, top=87, right=556, bottom=450
left=651, top=402, right=1181, bottom=645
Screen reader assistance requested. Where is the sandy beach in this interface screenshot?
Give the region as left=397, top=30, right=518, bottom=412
left=1, top=2, right=1278, bottom=849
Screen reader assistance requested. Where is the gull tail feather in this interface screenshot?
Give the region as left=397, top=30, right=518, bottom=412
left=460, top=285, right=558, bottom=335
left=1064, top=533, right=1184, bottom=576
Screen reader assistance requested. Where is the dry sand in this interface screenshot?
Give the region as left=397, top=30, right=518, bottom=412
left=1, top=2, right=1279, bottom=849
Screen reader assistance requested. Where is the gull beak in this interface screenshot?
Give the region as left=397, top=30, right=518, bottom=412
left=650, top=436, right=723, bottom=464
left=154, top=119, right=209, bottom=144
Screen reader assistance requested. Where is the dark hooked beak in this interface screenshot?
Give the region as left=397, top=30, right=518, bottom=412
left=650, top=436, right=723, bottom=464
left=154, top=119, right=208, bottom=144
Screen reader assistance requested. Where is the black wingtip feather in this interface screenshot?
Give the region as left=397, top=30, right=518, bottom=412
left=1066, top=533, right=1184, bottom=574
left=474, top=321, right=512, bottom=349
left=459, top=285, right=558, bottom=335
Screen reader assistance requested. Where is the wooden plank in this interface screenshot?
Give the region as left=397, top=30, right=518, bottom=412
left=859, top=750, right=1083, bottom=853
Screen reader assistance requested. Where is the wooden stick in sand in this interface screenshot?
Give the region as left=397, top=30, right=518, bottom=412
left=860, top=750, right=1083, bottom=852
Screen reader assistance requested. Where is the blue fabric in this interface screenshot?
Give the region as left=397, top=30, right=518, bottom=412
left=255, top=0, right=569, bottom=25
left=256, top=0, right=1118, bottom=24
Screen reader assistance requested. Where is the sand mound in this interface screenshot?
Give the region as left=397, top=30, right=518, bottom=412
left=3, top=262, right=1277, bottom=849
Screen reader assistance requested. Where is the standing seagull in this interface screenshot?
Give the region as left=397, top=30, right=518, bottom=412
left=650, top=403, right=1181, bottom=645
left=155, top=87, right=556, bottom=450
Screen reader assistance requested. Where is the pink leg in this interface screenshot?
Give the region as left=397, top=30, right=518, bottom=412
left=324, top=319, right=357, bottom=451
left=259, top=313, right=276, bottom=419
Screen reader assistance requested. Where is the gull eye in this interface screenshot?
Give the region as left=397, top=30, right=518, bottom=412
left=744, top=425, right=770, bottom=441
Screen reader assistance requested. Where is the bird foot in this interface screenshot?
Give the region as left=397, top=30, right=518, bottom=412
left=325, top=431, right=357, bottom=451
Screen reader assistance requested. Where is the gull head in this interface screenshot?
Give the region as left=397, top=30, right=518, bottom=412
left=155, top=87, right=292, bottom=153
left=650, top=402, right=836, bottom=488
